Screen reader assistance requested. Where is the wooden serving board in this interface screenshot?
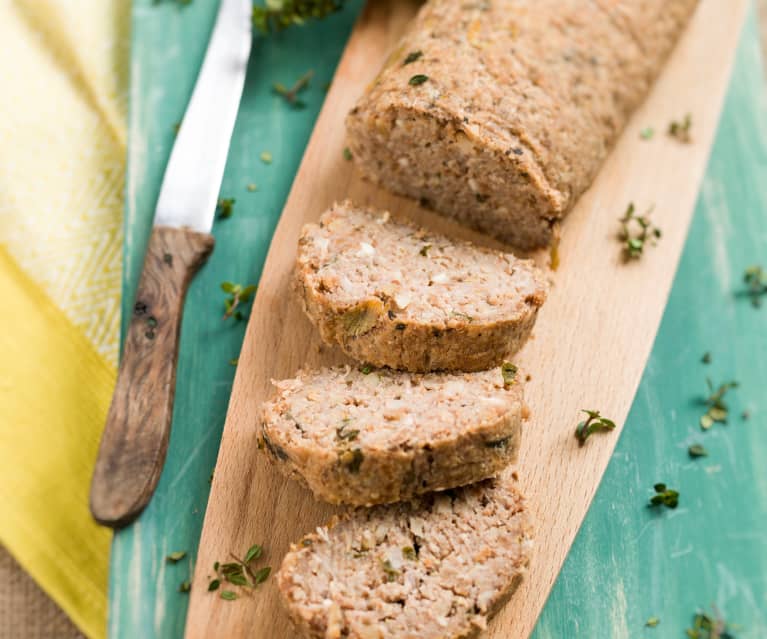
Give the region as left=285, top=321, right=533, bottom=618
left=185, top=1, right=748, bottom=636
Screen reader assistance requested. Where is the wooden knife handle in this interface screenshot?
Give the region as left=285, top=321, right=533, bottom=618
left=90, top=226, right=214, bottom=528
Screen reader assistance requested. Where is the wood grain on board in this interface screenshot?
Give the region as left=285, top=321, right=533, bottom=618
left=184, top=1, right=748, bottom=636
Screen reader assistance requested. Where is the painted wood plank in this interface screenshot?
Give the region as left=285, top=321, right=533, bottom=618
left=181, top=1, right=751, bottom=637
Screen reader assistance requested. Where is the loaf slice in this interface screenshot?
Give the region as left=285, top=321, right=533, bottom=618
left=278, top=479, right=532, bottom=639
left=346, top=0, right=698, bottom=249
left=259, top=365, right=525, bottom=506
left=295, top=201, right=548, bottom=372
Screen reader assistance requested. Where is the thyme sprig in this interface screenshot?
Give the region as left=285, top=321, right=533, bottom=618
left=649, top=483, right=679, bottom=509
left=273, top=70, right=314, bottom=107
left=221, top=281, right=257, bottom=321
left=209, top=544, right=271, bottom=600
left=700, top=379, right=739, bottom=430
left=575, top=409, right=616, bottom=446
left=252, top=0, right=344, bottom=34
left=742, top=265, right=767, bottom=307
left=618, top=202, right=661, bottom=260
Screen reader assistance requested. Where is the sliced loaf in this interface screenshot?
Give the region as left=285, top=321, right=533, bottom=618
left=259, top=365, right=525, bottom=506
left=278, top=479, right=532, bottom=639
left=295, top=201, right=548, bottom=372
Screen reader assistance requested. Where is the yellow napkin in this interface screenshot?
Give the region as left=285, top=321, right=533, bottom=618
left=0, top=1, right=128, bottom=637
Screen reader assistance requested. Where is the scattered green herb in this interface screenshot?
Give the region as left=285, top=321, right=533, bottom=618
left=252, top=0, right=344, bottom=34
left=343, top=147, right=353, bottom=161
left=243, top=544, right=263, bottom=563
left=742, top=409, right=751, bottom=420
left=640, top=127, right=655, bottom=140
left=336, top=422, right=359, bottom=441
left=619, top=202, right=661, bottom=260
left=702, top=352, right=712, bottom=364
left=221, top=281, right=257, bottom=321
left=419, top=243, right=432, bottom=257
left=688, top=444, right=708, bottom=458
left=408, top=74, right=429, bottom=86
left=381, top=559, right=399, bottom=582
left=360, top=364, right=373, bottom=375
left=645, top=616, right=660, bottom=628
left=501, top=362, right=518, bottom=387
left=575, top=409, right=616, bottom=446
left=217, top=197, right=235, bottom=219
left=229, top=358, right=238, bottom=366
left=700, top=378, right=739, bottom=430
left=246, top=182, right=258, bottom=192
left=273, top=69, right=314, bottom=107
left=179, top=580, right=191, bottom=593
left=252, top=566, right=271, bottom=584
left=649, top=483, right=679, bottom=509
left=685, top=606, right=736, bottom=639
left=742, top=265, right=767, bottom=307
left=403, top=50, right=423, bottom=65
left=260, top=150, right=273, bottom=164
left=668, top=113, right=693, bottom=143
left=209, top=543, right=271, bottom=601
left=402, top=546, right=417, bottom=560
left=166, top=551, right=187, bottom=563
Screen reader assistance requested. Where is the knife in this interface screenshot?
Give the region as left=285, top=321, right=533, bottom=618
left=90, top=0, right=252, bottom=528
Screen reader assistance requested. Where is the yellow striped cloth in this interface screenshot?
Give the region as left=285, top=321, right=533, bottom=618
left=0, top=1, right=128, bottom=636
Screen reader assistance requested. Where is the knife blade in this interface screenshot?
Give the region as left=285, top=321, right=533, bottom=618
left=90, top=0, right=253, bottom=528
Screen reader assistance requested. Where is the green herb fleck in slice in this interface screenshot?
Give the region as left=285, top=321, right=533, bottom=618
left=343, top=147, right=353, bottom=161
left=419, top=243, right=431, bottom=257
left=501, top=362, right=518, bottom=387
left=575, top=409, right=616, bottom=446
left=402, top=546, right=417, bottom=560
left=381, top=559, right=399, bottom=582
left=339, top=448, right=364, bottom=473
left=408, top=74, right=429, bottom=86
left=341, top=300, right=383, bottom=337
left=403, top=50, right=423, bottom=65
left=640, top=127, right=654, bottom=140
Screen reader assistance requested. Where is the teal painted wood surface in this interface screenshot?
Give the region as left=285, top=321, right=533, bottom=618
left=112, top=3, right=767, bottom=637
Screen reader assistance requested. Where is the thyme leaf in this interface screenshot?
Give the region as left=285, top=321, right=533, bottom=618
left=649, top=483, right=679, bottom=509
left=221, top=281, right=257, bottom=321
left=668, top=113, right=693, bottom=143
left=575, top=409, right=616, bottom=446
left=273, top=69, right=313, bottom=107
left=742, top=265, right=767, bottom=307
left=252, top=0, right=344, bottom=33
left=408, top=74, right=429, bottom=86
left=217, top=197, right=235, bottom=219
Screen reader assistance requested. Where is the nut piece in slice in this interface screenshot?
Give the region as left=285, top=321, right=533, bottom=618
left=259, top=365, right=526, bottom=506
left=295, top=201, right=548, bottom=372
left=278, top=478, right=532, bottom=639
